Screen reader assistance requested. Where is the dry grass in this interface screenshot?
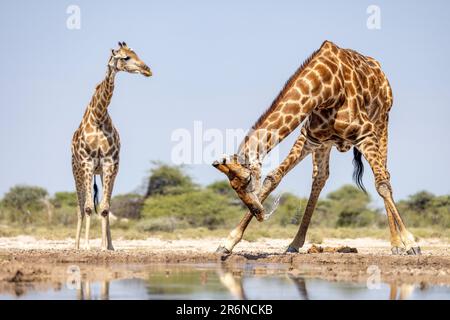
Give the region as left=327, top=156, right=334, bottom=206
left=0, top=222, right=449, bottom=242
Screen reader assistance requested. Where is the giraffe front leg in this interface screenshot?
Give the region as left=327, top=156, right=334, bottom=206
left=217, top=134, right=315, bottom=253
left=99, top=160, right=118, bottom=251
left=286, top=145, right=331, bottom=253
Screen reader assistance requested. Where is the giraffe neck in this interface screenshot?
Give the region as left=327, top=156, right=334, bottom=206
left=237, top=45, right=329, bottom=167
left=88, top=66, right=117, bottom=124
left=237, top=82, right=316, bottom=166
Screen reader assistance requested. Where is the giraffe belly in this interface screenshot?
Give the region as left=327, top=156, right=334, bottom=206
left=304, top=126, right=353, bottom=153
left=333, top=139, right=353, bottom=152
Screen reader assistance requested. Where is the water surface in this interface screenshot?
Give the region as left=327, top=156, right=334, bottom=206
left=1, top=263, right=449, bottom=300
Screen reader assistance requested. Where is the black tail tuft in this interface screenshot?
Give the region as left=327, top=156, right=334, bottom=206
left=352, top=147, right=367, bottom=194
left=93, top=176, right=99, bottom=213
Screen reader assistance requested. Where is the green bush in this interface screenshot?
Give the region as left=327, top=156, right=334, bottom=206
left=264, top=193, right=307, bottom=226
left=52, top=192, right=78, bottom=208
left=2, top=185, right=49, bottom=223
left=111, top=194, right=144, bottom=219
left=141, top=189, right=242, bottom=229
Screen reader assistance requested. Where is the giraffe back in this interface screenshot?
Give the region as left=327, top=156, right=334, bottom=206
left=303, top=41, right=393, bottom=150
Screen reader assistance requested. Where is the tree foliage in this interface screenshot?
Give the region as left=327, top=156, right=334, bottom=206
left=398, top=192, right=450, bottom=228
left=145, top=162, right=197, bottom=197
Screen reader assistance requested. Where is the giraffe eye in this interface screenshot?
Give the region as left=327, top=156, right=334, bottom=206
left=123, top=56, right=130, bottom=61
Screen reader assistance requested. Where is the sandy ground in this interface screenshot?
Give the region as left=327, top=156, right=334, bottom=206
left=0, top=236, right=450, bottom=296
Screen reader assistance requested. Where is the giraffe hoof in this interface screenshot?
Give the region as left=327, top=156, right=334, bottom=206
left=285, top=245, right=299, bottom=254
left=406, top=246, right=421, bottom=255
left=215, top=246, right=231, bottom=255
left=391, top=247, right=405, bottom=255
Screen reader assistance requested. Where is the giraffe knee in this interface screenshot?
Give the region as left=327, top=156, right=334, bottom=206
left=99, top=204, right=110, bottom=217
left=262, top=171, right=281, bottom=191
left=376, top=181, right=392, bottom=198
left=85, top=207, right=93, bottom=215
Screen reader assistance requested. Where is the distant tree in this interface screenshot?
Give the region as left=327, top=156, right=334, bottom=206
left=403, top=191, right=435, bottom=212
left=398, top=192, right=450, bottom=228
left=145, top=162, right=197, bottom=197
left=111, top=194, right=144, bottom=219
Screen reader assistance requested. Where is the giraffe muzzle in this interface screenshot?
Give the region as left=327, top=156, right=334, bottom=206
left=141, top=66, right=152, bottom=77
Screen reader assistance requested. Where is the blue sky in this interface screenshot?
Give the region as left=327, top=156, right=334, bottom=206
left=0, top=0, right=449, bottom=204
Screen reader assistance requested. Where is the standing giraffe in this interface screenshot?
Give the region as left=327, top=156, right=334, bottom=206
left=71, top=42, right=151, bottom=250
left=213, top=40, right=420, bottom=255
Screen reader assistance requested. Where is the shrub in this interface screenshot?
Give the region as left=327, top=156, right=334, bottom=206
left=141, top=189, right=242, bottom=229
left=2, top=185, right=49, bottom=223
left=111, top=194, right=144, bottom=219
left=52, top=192, right=78, bottom=208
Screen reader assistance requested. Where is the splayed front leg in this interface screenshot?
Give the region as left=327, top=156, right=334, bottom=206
left=216, top=212, right=253, bottom=254
left=215, top=134, right=314, bottom=254
left=286, top=146, right=331, bottom=254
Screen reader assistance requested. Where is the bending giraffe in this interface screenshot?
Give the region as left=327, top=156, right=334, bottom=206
left=71, top=42, right=151, bottom=250
left=213, top=40, right=420, bottom=255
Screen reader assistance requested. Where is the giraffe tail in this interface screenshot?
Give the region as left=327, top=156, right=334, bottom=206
left=352, top=147, right=367, bottom=194
left=93, top=176, right=99, bottom=213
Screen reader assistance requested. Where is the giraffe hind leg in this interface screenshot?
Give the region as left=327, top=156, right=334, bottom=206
left=377, top=118, right=406, bottom=254
left=356, top=134, right=420, bottom=255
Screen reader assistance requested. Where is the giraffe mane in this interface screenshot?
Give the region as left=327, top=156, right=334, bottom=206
left=251, top=47, right=321, bottom=130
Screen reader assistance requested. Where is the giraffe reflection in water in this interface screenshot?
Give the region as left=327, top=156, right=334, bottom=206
left=76, top=280, right=110, bottom=300
left=217, top=266, right=417, bottom=300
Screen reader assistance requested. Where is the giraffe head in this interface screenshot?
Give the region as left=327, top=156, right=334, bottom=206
left=109, top=42, right=152, bottom=77
left=212, top=155, right=265, bottom=221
